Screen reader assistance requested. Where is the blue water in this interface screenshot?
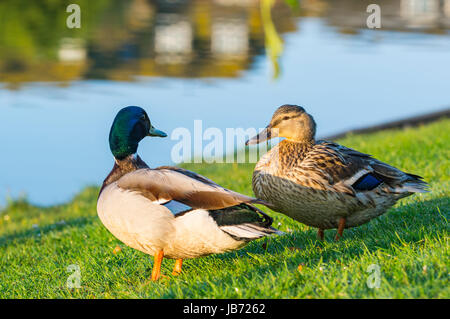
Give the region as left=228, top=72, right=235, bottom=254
left=1, top=18, right=449, bottom=206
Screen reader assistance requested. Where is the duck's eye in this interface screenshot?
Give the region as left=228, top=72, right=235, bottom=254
left=141, top=115, right=146, bottom=121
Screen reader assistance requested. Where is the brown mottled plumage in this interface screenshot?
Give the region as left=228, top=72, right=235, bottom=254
left=247, top=105, right=429, bottom=240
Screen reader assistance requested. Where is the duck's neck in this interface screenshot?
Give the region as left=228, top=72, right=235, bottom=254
left=99, top=154, right=149, bottom=194
left=276, top=139, right=315, bottom=170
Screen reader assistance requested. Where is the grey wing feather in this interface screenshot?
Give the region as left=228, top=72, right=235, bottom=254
left=117, top=167, right=269, bottom=209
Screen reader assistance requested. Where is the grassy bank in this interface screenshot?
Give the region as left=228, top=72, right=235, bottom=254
left=0, top=119, right=449, bottom=298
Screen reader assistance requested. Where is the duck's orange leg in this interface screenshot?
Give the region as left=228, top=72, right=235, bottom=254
left=335, top=217, right=346, bottom=241
left=317, top=228, right=324, bottom=240
left=151, top=250, right=164, bottom=281
left=172, top=259, right=183, bottom=276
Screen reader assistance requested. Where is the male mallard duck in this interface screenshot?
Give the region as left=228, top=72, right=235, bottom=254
left=97, top=106, right=280, bottom=281
left=246, top=105, right=429, bottom=240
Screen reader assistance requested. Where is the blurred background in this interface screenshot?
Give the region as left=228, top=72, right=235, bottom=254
left=0, top=0, right=449, bottom=206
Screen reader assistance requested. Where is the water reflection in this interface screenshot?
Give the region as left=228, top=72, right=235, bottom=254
left=154, top=14, right=193, bottom=63
left=0, top=0, right=279, bottom=86
left=1, top=0, right=449, bottom=88
left=325, top=0, right=450, bottom=32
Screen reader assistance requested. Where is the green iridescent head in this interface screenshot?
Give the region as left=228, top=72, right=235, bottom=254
left=109, top=106, right=167, bottom=160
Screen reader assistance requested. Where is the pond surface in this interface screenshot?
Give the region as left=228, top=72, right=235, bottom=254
left=1, top=0, right=449, bottom=206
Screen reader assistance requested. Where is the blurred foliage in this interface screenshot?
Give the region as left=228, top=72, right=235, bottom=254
left=0, top=0, right=116, bottom=88
left=0, top=0, right=112, bottom=61
left=0, top=0, right=302, bottom=87
left=261, top=0, right=284, bottom=79
left=284, top=0, right=300, bottom=12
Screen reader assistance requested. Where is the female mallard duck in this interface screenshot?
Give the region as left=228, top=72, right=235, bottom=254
left=97, top=106, right=280, bottom=281
left=246, top=105, right=429, bottom=240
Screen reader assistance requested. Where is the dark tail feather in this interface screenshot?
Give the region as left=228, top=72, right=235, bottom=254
left=402, top=174, right=430, bottom=193
left=407, top=173, right=425, bottom=180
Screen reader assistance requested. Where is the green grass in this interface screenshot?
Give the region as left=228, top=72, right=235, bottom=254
left=0, top=119, right=449, bottom=298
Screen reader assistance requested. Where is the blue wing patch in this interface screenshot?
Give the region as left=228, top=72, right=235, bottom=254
left=163, top=200, right=193, bottom=216
left=353, top=173, right=382, bottom=191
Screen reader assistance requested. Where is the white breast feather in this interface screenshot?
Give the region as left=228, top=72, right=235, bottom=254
left=97, top=183, right=244, bottom=259
left=97, top=183, right=175, bottom=255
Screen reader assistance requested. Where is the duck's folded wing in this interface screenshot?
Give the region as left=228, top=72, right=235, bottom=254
left=116, top=167, right=267, bottom=210
left=298, top=141, right=371, bottom=195
left=303, top=141, right=428, bottom=194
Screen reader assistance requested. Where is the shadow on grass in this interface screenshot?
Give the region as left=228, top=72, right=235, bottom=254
left=217, top=196, right=447, bottom=254
left=1, top=197, right=447, bottom=291
left=0, top=216, right=95, bottom=248
left=146, top=197, right=448, bottom=296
